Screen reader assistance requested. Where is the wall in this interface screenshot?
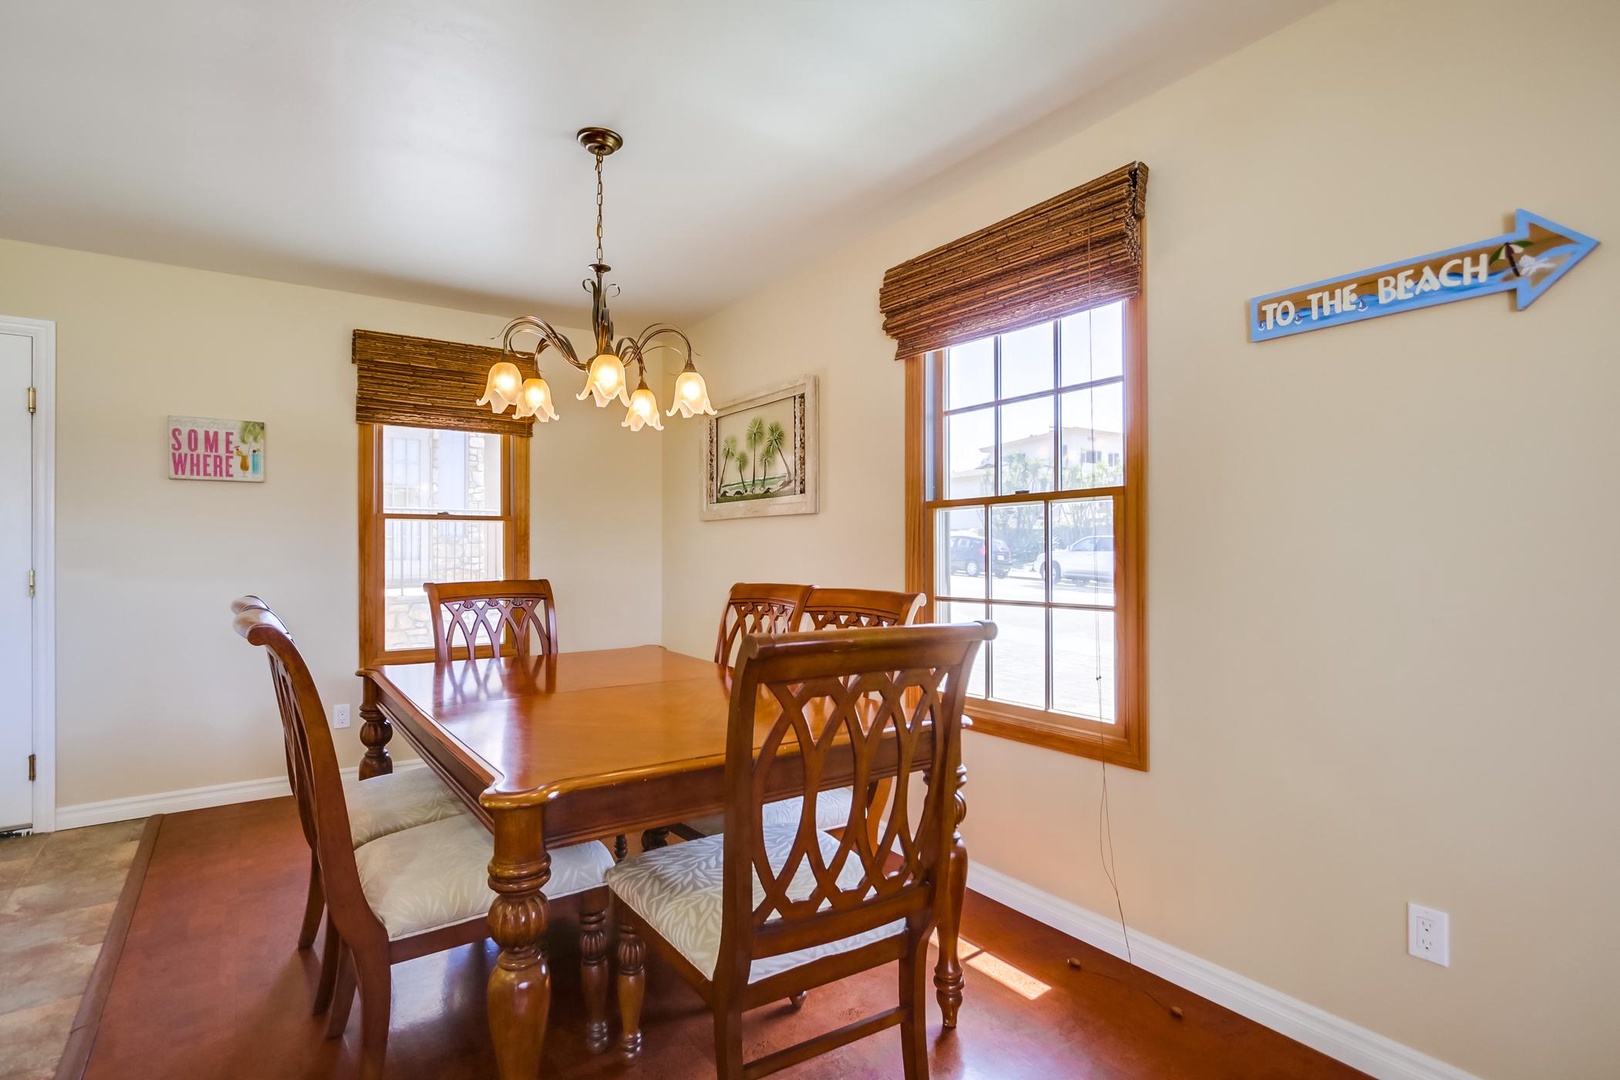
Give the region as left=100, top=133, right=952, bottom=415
left=659, top=1, right=1620, bottom=1076
left=0, top=238, right=662, bottom=806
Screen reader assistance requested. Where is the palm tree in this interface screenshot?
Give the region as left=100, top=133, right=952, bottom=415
left=745, top=417, right=766, bottom=491
left=734, top=451, right=749, bottom=492
left=720, top=435, right=738, bottom=495
left=763, top=421, right=789, bottom=489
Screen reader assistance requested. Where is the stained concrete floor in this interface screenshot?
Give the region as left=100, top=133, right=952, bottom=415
left=0, top=819, right=145, bottom=1080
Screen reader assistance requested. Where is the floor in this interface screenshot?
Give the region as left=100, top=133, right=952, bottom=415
left=0, top=819, right=146, bottom=1080
left=82, top=799, right=1363, bottom=1079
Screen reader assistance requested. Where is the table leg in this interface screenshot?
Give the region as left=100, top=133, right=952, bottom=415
left=487, top=807, right=551, bottom=1079
left=358, top=680, right=393, bottom=779
left=935, top=761, right=968, bottom=1028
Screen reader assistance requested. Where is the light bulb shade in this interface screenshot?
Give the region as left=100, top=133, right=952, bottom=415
left=666, top=368, right=716, bottom=418
left=477, top=361, right=525, bottom=413
left=513, top=376, right=559, bottom=421
left=622, top=384, right=664, bottom=431
left=577, top=352, right=630, bottom=407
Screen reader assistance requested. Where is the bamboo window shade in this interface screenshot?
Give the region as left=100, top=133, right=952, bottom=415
left=879, top=161, right=1148, bottom=359
left=353, top=330, right=537, bottom=437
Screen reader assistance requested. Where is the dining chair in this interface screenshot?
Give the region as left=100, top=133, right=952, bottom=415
left=231, top=595, right=468, bottom=1013
left=233, top=599, right=617, bottom=1077
left=606, top=620, right=993, bottom=1079
left=425, top=578, right=558, bottom=663
left=800, top=587, right=924, bottom=631
left=712, top=582, right=813, bottom=668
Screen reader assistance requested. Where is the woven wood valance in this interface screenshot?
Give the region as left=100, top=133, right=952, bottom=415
left=879, top=161, right=1148, bottom=359
left=353, top=330, right=535, bottom=437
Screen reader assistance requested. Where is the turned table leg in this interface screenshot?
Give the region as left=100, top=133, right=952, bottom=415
left=487, top=807, right=551, bottom=1079
left=935, top=761, right=969, bottom=1028
left=357, top=680, right=393, bottom=779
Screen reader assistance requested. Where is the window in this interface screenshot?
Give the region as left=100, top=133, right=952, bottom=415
left=906, top=298, right=1146, bottom=767
left=359, top=424, right=529, bottom=664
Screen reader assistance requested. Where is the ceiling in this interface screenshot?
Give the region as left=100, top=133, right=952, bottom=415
left=0, top=1, right=1322, bottom=325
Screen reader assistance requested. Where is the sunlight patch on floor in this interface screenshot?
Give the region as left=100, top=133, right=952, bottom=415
left=932, top=932, right=1051, bottom=1001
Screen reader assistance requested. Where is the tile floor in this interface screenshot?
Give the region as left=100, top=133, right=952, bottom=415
left=0, top=819, right=146, bottom=1080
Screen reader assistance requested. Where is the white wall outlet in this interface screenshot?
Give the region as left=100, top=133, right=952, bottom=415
left=332, top=703, right=351, bottom=729
left=1408, top=903, right=1450, bottom=967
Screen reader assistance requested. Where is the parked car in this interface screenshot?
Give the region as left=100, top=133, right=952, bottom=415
left=948, top=532, right=1011, bottom=578
left=1036, top=534, right=1115, bottom=586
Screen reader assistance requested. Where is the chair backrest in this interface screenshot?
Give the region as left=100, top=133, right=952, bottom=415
left=425, top=579, right=558, bottom=663
left=716, top=621, right=993, bottom=991
left=713, top=582, right=813, bottom=668
left=800, top=587, right=923, bottom=630
left=233, top=598, right=384, bottom=947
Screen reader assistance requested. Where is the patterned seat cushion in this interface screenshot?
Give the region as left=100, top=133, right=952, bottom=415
left=354, top=814, right=615, bottom=940
left=681, top=787, right=856, bottom=838
left=605, top=823, right=904, bottom=983
left=344, top=767, right=467, bottom=848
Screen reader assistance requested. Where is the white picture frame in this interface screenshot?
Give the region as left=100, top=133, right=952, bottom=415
left=701, top=376, right=818, bottom=521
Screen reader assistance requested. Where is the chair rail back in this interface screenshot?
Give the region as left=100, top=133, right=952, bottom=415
left=717, top=621, right=993, bottom=985
left=801, top=587, right=923, bottom=630
left=713, top=582, right=813, bottom=668
left=425, top=579, right=558, bottom=663
left=232, top=598, right=384, bottom=947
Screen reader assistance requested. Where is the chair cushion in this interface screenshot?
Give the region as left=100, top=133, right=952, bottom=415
left=604, top=823, right=904, bottom=983
left=355, top=814, right=615, bottom=940
left=344, top=767, right=467, bottom=848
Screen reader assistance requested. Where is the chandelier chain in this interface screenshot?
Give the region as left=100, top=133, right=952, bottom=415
left=594, top=151, right=605, bottom=265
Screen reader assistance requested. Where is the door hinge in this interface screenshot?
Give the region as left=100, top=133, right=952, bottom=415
left=28, top=754, right=35, bottom=782
left=27, top=386, right=36, bottom=414
left=28, top=569, right=35, bottom=597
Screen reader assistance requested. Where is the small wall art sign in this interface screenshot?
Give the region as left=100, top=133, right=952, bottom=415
left=1249, top=210, right=1597, bottom=343
left=168, top=416, right=265, bottom=482
left=702, top=377, right=818, bottom=521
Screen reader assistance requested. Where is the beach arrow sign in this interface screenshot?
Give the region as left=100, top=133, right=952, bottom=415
left=1248, top=210, right=1598, bottom=343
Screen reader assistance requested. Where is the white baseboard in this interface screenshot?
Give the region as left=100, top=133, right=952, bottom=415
left=968, top=863, right=1479, bottom=1080
left=53, top=759, right=427, bottom=831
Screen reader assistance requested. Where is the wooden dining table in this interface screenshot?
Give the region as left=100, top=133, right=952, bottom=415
left=357, top=644, right=971, bottom=1079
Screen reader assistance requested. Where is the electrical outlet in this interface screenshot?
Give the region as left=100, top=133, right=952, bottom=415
left=332, top=703, right=351, bottom=729
left=1408, top=903, right=1450, bottom=967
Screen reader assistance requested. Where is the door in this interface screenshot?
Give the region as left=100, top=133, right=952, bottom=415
left=0, top=330, right=33, bottom=831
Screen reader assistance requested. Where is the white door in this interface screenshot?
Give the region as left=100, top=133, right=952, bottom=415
left=0, top=330, right=33, bottom=831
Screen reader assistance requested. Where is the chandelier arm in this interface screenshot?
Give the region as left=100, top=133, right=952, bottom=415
left=501, top=316, right=588, bottom=372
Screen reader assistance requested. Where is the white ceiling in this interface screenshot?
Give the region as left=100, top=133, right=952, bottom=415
left=0, top=1, right=1321, bottom=324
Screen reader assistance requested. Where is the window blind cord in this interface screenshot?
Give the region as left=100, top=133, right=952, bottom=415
left=1066, top=654, right=1184, bottom=1022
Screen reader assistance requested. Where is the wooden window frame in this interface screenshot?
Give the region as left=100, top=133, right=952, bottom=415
left=358, top=424, right=530, bottom=666
left=904, top=296, right=1147, bottom=769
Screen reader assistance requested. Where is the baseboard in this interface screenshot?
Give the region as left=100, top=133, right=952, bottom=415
left=968, top=863, right=1480, bottom=1080
left=54, top=759, right=427, bottom=831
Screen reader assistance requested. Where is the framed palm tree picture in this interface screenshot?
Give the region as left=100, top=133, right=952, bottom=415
left=701, top=376, right=818, bottom=520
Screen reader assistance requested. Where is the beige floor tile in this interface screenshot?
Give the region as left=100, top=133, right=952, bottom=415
left=0, top=833, right=46, bottom=865
left=0, top=995, right=78, bottom=1076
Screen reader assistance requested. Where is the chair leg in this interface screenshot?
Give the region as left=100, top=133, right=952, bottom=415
left=298, top=853, right=324, bottom=950
left=355, top=952, right=392, bottom=1080
left=613, top=834, right=628, bottom=861
left=713, top=1003, right=745, bottom=1080
left=641, top=827, right=670, bottom=850
left=325, top=945, right=357, bottom=1039
left=616, top=910, right=646, bottom=1059
left=580, top=888, right=611, bottom=1054
left=899, top=934, right=930, bottom=1080
left=312, top=913, right=341, bottom=1015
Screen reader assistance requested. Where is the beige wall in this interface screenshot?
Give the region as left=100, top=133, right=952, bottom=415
left=659, top=1, right=1620, bottom=1076
left=0, top=238, right=663, bottom=806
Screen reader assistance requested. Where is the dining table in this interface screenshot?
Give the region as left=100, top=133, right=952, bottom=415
left=357, top=644, right=971, bottom=1080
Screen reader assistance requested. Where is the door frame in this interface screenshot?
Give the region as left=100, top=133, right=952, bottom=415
left=1, top=316, right=56, bottom=833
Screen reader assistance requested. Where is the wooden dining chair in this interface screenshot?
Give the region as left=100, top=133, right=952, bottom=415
left=425, top=579, right=558, bottom=663
left=231, top=595, right=468, bottom=1013
left=800, top=587, right=925, bottom=631
left=233, top=599, right=617, bottom=1077
left=606, top=621, right=994, bottom=1079
left=713, top=582, right=813, bottom=669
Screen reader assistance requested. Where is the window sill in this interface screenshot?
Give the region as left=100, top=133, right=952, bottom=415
left=964, top=697, right=1147, bottom=770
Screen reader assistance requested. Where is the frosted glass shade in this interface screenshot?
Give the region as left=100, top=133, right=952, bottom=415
left=622, top=383, right=664, bottom=432
left=578, top=352, right=630, bottom=407
left=476, top=361, right=524, bottom=413
left=666, top=367, right=716, bottom=418
left=513, top=376, right=559, bottom=421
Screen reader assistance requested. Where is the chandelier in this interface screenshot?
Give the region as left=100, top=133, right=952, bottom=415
left=478, top=126, right=714, bottom=431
